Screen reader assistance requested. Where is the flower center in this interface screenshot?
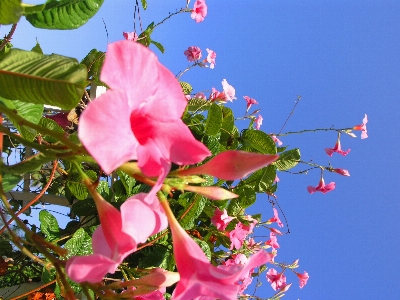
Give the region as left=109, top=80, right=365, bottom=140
left=130, top=111, right=155, bottom=145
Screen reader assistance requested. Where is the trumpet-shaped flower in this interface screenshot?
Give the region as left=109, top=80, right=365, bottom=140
left=266, top=268, right=287, bottom=291
left=255, top=114, right=263, bottom=130
left=307, top=178, right=335, bottom=194
left=161, top=200, right=274, bottom=300
left=66, top=193, right=167, bottom=283
left=332, top=168, right=350, bottom=176
left=295, top=271, right=309, bottom=289
left=325, top=139, right=350, bottom=157
left=191, top=0, right=207, bottom=23
left=211, top=208, right=234, bottom=231
left=184, top=46, right=202, bottom=62
left=243, top=96, right=258, bottom=112
left=265, top=232, right=280, bottom=249
left=123, top=31, right=138, bottom=41
left=206, top=48, right=216, bottom=69
left=353, top=114, right=368, bottom=139
left=222, top=79, right=236, bottom=101
left=268, top=208, right=284, bottom=228
left=78, top=41, right=210, bottom=178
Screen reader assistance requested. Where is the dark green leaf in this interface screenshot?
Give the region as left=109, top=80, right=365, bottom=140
left=240, top=129, right=277, bottom=154
left=193, top=238, right=211, bottom=261
left=240, top=165, right=276, bottom=193
left=227, top=199, right=244, bottom=216
left=116, top=170, right=136, bottom=196
left=80, top=49, right=105, bottom=83
left=235, top=186, right=257, bottom=208
left=0, top=152, right=55, bottom=175
left=0, top=49, right=88, bottom=110
left=220, top=107, right=234, bottom=142
left=179, top=194, right=207, bottom=230
left=1, top=173, right=22, bottom=192
left=187, top=97, right=211, bottom=112
left=275, top=148, right=301, bottom=171
left=39, top=210, right=60, bottom=241
left=67, top=170, right=97, bottom=200
left=64, top=228, right=92, bottom=259
left=141, top=0, right=147, bottom=10
left=0, top=0, right=23, bottom=25
left=71, top=198, right=96, bottom=218
left=38, top=117, right=65, bottom=143
left=151, top=40, right=164, bottom=53
left=31, top=39, right=43, bottom=54
left=205, top=103, right=222, bottom=136
left=26, top=0, right=105, bottom=30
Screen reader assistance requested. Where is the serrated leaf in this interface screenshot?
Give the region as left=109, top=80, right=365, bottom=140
left=187, top=97, right=211, bottom=112
left=241, top=165, right=276, bottom=193
left=220, top=107, right=234, bottom=142
left=139, top=245, right=170, bottom=268
left=38, top=117, right=65, bottom=143
left=71, top=198, right=96, bottom=218
left=1, top=173, right=22, bottom=192
left=235, top=186, right=257, bottom=208
left=275, top=148, right=300, bottom=171
left=180, top=82, right=193, bottom=95
left=0, top=49, right=88, bottom=110
left=26, top=0, right=104, bottom=30
left=240, top=129, right=277, bottom=154
left=0, top=97, right=43, bottom=141
left=0, top=0, right=23, bottom=25
left=151, top=40, right=164, bottom=53
left=39, top=210, right=60, bottom=241
left=179, top=194, right=207, bottom=230
left=81, top=49, right=105, bottom=83
left=67, top=170, right=97, bottom=200
left=64, top=228, right=92, bottom=259
left=97, top=180, right=111, bottom=201
left=116, top=169, right=136, bottom=196
left=205, top=103, right=222, bottom=136
left=202, top=134, right=221, bottom=155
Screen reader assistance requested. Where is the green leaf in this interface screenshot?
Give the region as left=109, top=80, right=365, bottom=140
left=0, top=49, right=88, bottom=110
left=0, top=98, right=44, bottom=141
left=81, top=48, right=105, bottom=84
left=31, top=39, right=43, bottom=54
left=26, top=0, right=105, bottom=30
left=179, top=194, right=207, bottom=230
left=0, top=239, right=13, bottom=256
left=0, top=0, right=23, bottom=25
left=220, top=107, right=234, bottom=142
left=97, top=180, right=111, bottom=201
left=1, top=173, right=22, bottom=192
left=241, top=165, right=276, bottom=193
left=21, top=3, right=46, bottom=15
left=139, top=245, right=170, bottom=268
left=180, top=81, right=193, bottom=95
left=235, top=186, right=257, bottom=208
left=64, top=228, right=92, bottom=259
left=0, top=152, right=55, bottom=175
left=187, top=97, right=211, bottom=112
left=240, top=129, right=277, bottom=154
left=39, top=210, right=60, bottom=242
left=137, top=22, right=154, bottom=47
left=151, top=40, right=164, bottom=53
left=227, top=199, right=244, bottom=216
left=38, top=117, right=65, bottom=143
left=193, top=238, right=211, bottom=261
left=71, top=198, right=96, bottom=218
left=205, top=103, right=222, bottom=136
left=67, top=170, right=97, bottom=200
left=116, top=170, right=136, bottom=196
left=141, top=0, right=147, bottom=10
left=275, top=148, right=301, bottom=171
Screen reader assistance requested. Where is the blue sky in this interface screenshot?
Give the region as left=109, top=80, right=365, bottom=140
left=2, top=1, right=400, bottom=299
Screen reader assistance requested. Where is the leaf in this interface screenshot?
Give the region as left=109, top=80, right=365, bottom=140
left=97, top=180, right=111, bottom=201
left=31, top=40, right=43, bottom=54
left=141, top=0, right=147, bottom=10
left=137, top=22, right=154, bottom=47
left=275, top=148, right=301, bottom=171
left=240, top=129, right=277, bottom=154
left=193, top=238, right=211, bottom=261
left=180, top=82, right=193, bottom=95
left=0, top=97, right=44, bottom=141
left=116, top=170, right=136, bottom=196
left=25, top=0, right=105, bottom=30
left=0, top=152, right=55, bottom=175
left=38, top=117, right=65, bottom=143
left=21, top=3, right=46, bottom=15
left=81, top=48, right=105, bottom=84
left=179, top=194, right=207, bottom=230
left=39, top=210, right=60, bottom=242
left=235, top=186, right=257, bottom=208
left=0, top=49, right=88, bottom=110
left=220, top=107, right=234, bottom=142
left=64, top=228, right=92, bottom=259
left=187, top=98, right=211, bottom=112
left=240, top=165, right=276, bottom=193
left=151, top=40, right=164, bottom=53
left=1, top=173, right=22, bottom=192
left=71, top=198, right=96, bottom=218
left=0, top=0, right=23, bottom=25
left=205, top=103, right=222, bottom=136
left=67, top=170, right=97, bottom=200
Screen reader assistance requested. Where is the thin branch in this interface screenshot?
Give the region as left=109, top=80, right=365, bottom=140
left=0, top=23, right=17, bottom=52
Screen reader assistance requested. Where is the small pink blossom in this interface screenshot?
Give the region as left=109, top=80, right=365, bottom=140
left=229, top=222, right=249, bottom=250
left=307, top=177, right=335, bottom=194
left=123, top=31, right=139, bottom=41
left=209, top=87, right=227, bottom=102
left=332, top=168, right=350, bottom=176
left=255, top=114, right=263, bottom=130
left=221, top=79, right=236, bottom=101
left=224, top=254, right=248, bottom=267
left=325, top=139, right=350, bottom=157
left=266, top=268, right=287, bottom=291
left=265, top=232, right=280, bottom=249
left=296, top=271, right=309, bottom=289
left=243, top=96, right=258, bottom=112
left=206, top=48, right=216, bottom=69
left=194, top=92, right=206, bottom=99
left=268, top=227, right=283, bottom=235
left=270, top=134, right=283, bottom=146
left=274, top=175, right=280, bottom=183
left=211, top=208, right=234, bottom=231
left=191, top=0, right=207, bottom=23
left=185, top=94, right=191, bottom=100
left=184, top=46, right=202, bottom=62
left=353, top=114, right=368, bottom=139
left=268, top=208, right=283, bottom=228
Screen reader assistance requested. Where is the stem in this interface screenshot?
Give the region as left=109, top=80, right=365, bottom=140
left=0, top=23, right=17, bottom=52
left=153, top=8, right=191, bottom=31
left=276, top=127, right=354, bottom=137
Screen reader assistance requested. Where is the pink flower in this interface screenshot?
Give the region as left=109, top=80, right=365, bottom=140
left=194, top=92, right=206, bottom=99
left=78, top=41, right=210, bottom=178
left=209, top=87, right=227, bottom=102
left=274, top=175, right=280, bottom=183
left=332, top=168, right=350, bottom=176
left=222, top=79, right=236, bottom=101
left=66, top=193, right=167, bottom=283
left=325, top=137, right=350, bottom=157
left=183, top=185, right=238, bottom=200
left=296, top=271, right=309, bottom=289
left=255, top=114, right=263, bottom=130
left=266, top=268, right=287, bottom=291
left=353, top=114, right=368, bottom=139
left=270, top=135, right=283, bottom=146
left=224, top=254, right=248, bottom=267
left=161, top=200, right=274, bottom=300
left=206, top=48, right=216, bottom=69
left=265, top=232, right=280, bottom=249
left=228, top=220, right=257, bottom=250
left=123, top=31, right=138, bottom=41
left=191, top=0, right=207, bottom=23
left=177, top=150, right=279, bottom=180
left=268, top=208, right=283, bottom=228
left=184, top=46, right=202, bottom=62
left=243, top=96, right=258, bottom=112
left=307, top=177, right=335, bottom=194
left=211, top=208, right=234, bottom=231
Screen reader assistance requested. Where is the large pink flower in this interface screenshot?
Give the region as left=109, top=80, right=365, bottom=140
left=66, top=193, right=167, bottom=283
left=78, top=41, right=210, bottom=177
left=307, top=177, right=335, bottom=194
left=191, top=0, right=208, bottom=23
left=353, top=114, right=368, bottom=139
left=161, top=200, right=274, bottom=300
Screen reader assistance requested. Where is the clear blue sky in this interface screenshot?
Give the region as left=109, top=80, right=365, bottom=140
left=3, top=1, right=400, bottom=299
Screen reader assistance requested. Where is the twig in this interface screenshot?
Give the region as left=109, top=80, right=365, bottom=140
left=0, top=23, right=17, bottom=52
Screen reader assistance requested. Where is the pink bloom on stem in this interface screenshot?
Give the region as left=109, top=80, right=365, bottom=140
left=255, top=114, right=263, bottom=130
left=229, top=222, right=249, bottom=250
left=123, top=31, right=138, bottom=41
left=191, top=0, right=207, bottom=23
left=160, top=200, right=274, bottom=300
left=78, top=41, right=210, bottom=180
left=268, top=208, right=283, bottom=228
left=206, top=48, right=216, bottom=69
left=274, top=175, right=280, bottom=183
left=296, top=271, right=309, bottom=289
left=183, top=185, right=238, bottom=200
left=211, top=208, right=234, bottom=231
left=209, top=87, right=227, bottom=102
left=270, top=134, right=283, bottom=146
left=66, top=193, right=167, bottom=283
left=307, top=177, right=335, bottom=194
left=194, top=92, right=206, bottom=100
left=224, top=254, right=248, bottom=267
left=332, top=168, right=350, bottom=176
left=325, top=138, right=350, bottom=157
left=177, top=150, right=279, bottom=180
left=268, top=227, right=283, bottom=235
left=266, top=268, right=287, bottom=291
left=221, top=79, right=236, bottom=101
left=184, top=46, right=202, bottom=62
left=243, top=96, right=258, bottom=112
left=265, top=232, right=280, bottom=249
left=353, top=114, right=368, bottom=139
